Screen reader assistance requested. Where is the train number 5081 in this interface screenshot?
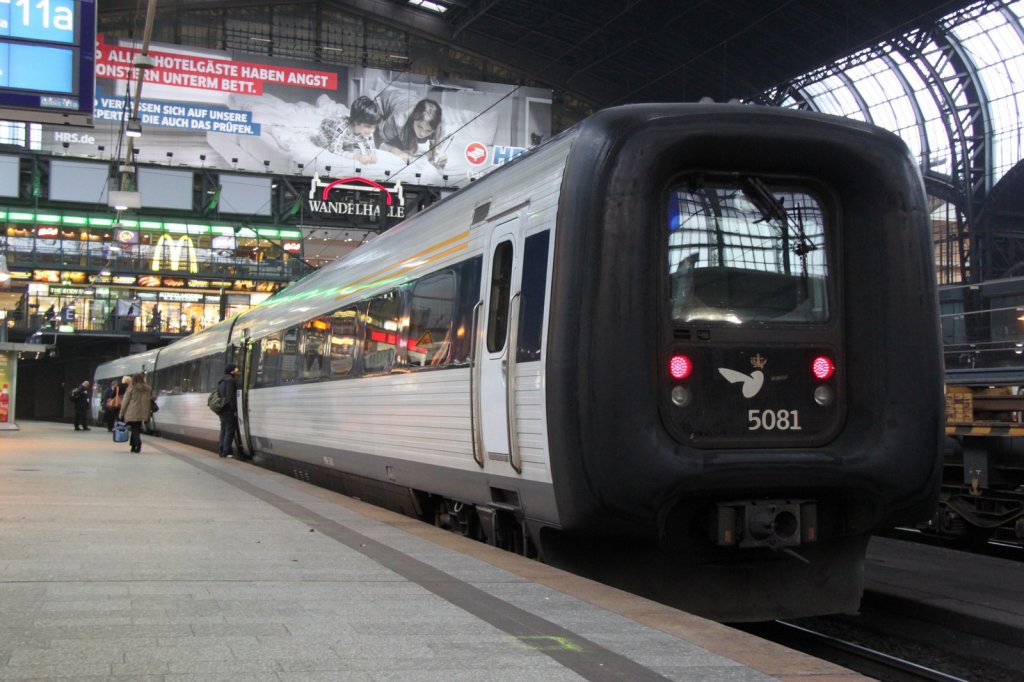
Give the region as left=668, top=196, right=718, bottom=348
left=747, top=409, right=802, bottom=431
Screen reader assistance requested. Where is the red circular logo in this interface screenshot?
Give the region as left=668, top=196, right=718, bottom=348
left=465, top=142, right=488, bottom=166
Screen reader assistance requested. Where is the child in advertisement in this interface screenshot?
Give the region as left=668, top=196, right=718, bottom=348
left=311, top=95, right=383, bottom=165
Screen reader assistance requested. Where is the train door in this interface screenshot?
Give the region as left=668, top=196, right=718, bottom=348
left=238, top=335, right=255, bottom=458
left=476, top=216, right=523, bottom=474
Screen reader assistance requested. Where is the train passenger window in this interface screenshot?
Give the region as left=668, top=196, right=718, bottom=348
left=204, top=355, right=221, bottom=392
left=408, top=271, right=456, bottom=368
left=517, top=230, right=550, bottom=362
left=187, top=360, right=202, bottom=393
left=280, top=327, right=301, bottom=383
left=364, top=292, right=399, bottom=374
left=302, top=318, right=329, bottom=380
left=327, top=307, right=358, bottom=378
left=487, top=241, right=514, bottom=353
left=668, top=179, right=830, bottom=324
left=256, top=332, right=283, bottom=387
left=170, top=365, right=184, bottom=395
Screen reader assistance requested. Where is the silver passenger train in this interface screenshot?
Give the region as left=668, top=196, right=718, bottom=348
left=95, top=103, right=943, bottom=621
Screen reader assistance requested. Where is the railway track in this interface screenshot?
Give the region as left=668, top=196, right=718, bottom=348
left=737, top=572, right=1023, bottom=682
left=740, top=620, right=970, bottom=682
left=884, top=527, right=1024, bottom=561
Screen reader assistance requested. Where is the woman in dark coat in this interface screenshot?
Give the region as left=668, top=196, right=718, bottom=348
left=118, top=373, right=153, bottom=453
left=100, top=379, right=121, bottom=431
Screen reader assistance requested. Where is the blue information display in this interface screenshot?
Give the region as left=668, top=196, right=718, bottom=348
left=0, top=0, right=94, bottom=124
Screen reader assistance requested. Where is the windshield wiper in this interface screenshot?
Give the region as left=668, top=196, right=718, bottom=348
left=741, top=176, right=817, bottom=257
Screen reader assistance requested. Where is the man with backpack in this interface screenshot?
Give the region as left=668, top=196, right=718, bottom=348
left=69, top=380, right=92, bottom=431
left=216, top=364, right=240, bottom=458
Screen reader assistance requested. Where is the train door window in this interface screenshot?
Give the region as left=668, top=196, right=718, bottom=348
left=280, top=326, right=300, bottom=383
left=364, top=291, right=399, bottom=374
left=327, top=306, right=358, bottom=378
left=487, top=240, right=514, bottom=352
left=449, top=257, right=482, bottom=365
left=302, top=317, right=329, bottom=380
left=667, top=178, right=830, bottom=324
left=517, top=230, right=550, bottom=362
left=256, top=331, right=283, bottom=387
left=248, top=341, right=262, bottom=389
left=408, top=271, right=456, bottom=368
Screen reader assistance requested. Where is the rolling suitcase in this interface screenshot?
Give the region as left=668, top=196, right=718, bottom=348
left=113, top=421, right=129, bottom=443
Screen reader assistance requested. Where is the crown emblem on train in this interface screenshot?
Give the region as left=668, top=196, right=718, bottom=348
left=750, top=354, right=767, bottom=369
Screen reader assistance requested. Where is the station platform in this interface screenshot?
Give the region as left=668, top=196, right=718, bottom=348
left=0, top=422, right=861, bottom=681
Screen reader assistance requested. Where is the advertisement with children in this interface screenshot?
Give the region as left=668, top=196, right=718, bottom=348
left=38, top=35, right=554, bottom=188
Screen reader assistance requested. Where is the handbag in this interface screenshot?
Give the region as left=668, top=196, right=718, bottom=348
left=150, top=397, right=159, bottom=414
left=105, top=386, right=121, bottom=411
left=112, top=420, right=129, bottom=443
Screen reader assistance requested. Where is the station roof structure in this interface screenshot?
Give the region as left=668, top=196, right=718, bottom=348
left=340, top=0, right=980, bottom=106
left=95, top=0, right=1022, bottom=283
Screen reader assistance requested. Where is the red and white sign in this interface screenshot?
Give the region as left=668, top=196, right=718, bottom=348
left=465, top=142, right=488, bottom=166
left=95, top=35, right=337, bottom=95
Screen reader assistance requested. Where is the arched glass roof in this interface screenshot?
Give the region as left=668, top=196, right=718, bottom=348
left=766, top=1, right=1024, bottom=191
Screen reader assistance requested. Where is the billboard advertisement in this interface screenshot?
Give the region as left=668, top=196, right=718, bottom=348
left=40, top=35, right=553, bottom=188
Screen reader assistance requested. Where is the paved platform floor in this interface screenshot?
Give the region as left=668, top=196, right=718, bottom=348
left=0, top=422, right=863, bottom=681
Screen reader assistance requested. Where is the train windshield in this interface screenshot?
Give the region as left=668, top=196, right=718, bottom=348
left=668, top=178, right=829, bottom=324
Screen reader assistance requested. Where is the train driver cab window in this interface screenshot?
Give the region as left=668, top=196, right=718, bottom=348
left=668, top=177, right=830, bottom=325
left=487, top=241, right=514, bottom=352
left=364, top=292, right=399, bottom=374
left=408, top=271, right=456, bottom=368
left=327, top=307, right=358, bottom=378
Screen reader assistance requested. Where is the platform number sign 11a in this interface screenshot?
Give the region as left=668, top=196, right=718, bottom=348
left=0, top=0, right=76, bottom=42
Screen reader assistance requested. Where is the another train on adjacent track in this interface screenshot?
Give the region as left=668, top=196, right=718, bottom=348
left=95, top=103, right=944, bottom=622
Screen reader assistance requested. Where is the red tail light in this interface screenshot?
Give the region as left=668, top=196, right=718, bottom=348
left=811, top=356, right=835, bottom=380
left=670, top=355, right=692, bottom=379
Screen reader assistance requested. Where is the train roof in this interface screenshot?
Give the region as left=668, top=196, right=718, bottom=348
left=94, top=347, right=161, bottom=380
left=946, top=366, right=1024, bottom=386
left=153, top=317, right=235, bottom=367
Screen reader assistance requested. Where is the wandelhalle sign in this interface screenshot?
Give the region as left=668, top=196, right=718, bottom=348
left=306, top=175, right=406, bottom=222
left=40, top=35, right=553, bottom=189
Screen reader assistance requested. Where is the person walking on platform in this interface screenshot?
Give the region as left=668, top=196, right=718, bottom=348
left=218, top=364, right=240, bottom=458
left=69, top=380, right=91, bottom=431
left=118, top=373, right=153, bottom=453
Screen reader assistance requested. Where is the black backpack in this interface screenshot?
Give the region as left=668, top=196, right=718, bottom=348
left=207, top=382, right=229, bottom=414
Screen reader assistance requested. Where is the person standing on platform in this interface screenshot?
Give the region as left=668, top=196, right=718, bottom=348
left=69, top=380, right=91, bottom=431
left=101, top=379, right=121, bottom=431
left=217, top=364, right=240, bottom=458
left=118, top=373, right=153, bottom=453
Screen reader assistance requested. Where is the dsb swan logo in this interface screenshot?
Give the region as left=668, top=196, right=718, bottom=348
left=718, top=354, right=767, bottom=398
